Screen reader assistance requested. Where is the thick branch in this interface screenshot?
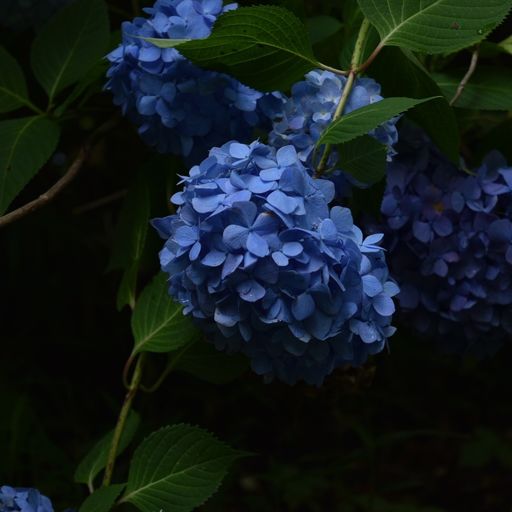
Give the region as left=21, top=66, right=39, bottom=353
left=0, top=117, right=118, bottom=229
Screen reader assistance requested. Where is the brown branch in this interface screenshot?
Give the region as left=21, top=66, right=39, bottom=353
left=450, top=46, right=480, bottom=107
left=0, top=117, right=118, bottom=229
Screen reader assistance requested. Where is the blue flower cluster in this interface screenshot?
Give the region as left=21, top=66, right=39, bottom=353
left=267, top=69, right=400, bottom=193
left=153, top=141, right=398, bottom=385
left=379, top=126, right=512, bottom=355
left=106, top=0, right=275, bottom=164
left=1, top=0, right=72, bottom=31
left=0, top=486, right=53, bottom=512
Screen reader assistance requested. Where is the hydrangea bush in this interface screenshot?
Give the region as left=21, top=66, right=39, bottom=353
left=106, top=0, right=277, bottom=164
left=2, top=0, right=512, bottom=510
left=377, top=126, right=512, bottom=355
left=152, top=141, right=398, bottom=384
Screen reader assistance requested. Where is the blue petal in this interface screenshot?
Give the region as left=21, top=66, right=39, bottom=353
left=222, top=253, right=243, bottom=279
left=292, top=293, right=315, bottom=321
left=247, top=232, right=269, bottom=257
left=237, top=280, right=266, bottom=302
left=201, top=250, right=226, bottom=267
left=362, top=274, right=383, bottom=297
left=223, top=224, right=248, bottom=249
left=373, top=295, right=395, bottom=316
left=267, top=190, right=298, bottom=214
left=282, top=241, right=303, bottom=257
left=174, top=225, right=198, bottom=247
left=272, top=251, right=289, bottom=266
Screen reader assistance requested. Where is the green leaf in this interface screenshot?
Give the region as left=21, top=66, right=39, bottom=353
left=121, top=424, right=243, bottom=512
left=109, top=175, right=150, bottom=272
left=74, top=411, right=140, bottom=489
left=116, top=263, right=139, bottom=312
left=358, top=0, right=512, bottom=54
left=369, top=46, right=459, bottom=163
left=175, top=341, right=249, bottom=385
left=0, top=46, right=30, bottom=114
left=317, top=96, right=437, bottom=146
left=148, top=6, right=320, bottom=91
left=306, top=16, right=343, bottom=45
left=433, top=67, right=512, bottom=110
left=79, top=485, right=125, bottom=512
left=337, top=135, right=387, bottom=186
left=109, top=172, right=150, bottom=311
left=30, top=0, right=109, bottom=103
left=498, top=34, right=512, bottom=54
left=0, top=116, right=60, bottom=215
left=131, top=273, right=201, bottom=356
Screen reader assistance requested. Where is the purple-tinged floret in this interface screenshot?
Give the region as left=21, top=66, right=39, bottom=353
left=378, top=125, right=512, bottom=355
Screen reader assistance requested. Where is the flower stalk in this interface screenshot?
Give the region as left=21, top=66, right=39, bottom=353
left=315, top=18, right=372, bottom=176
left=102, top=353, right=146, bottom=487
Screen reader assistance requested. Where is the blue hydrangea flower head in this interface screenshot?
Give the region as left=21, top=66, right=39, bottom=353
left=106, top=0, right=277, bottom=164
left=378, top=124, right=512, bottom=355
left=153, top=140, right=398, bottom=385
left=267, top=69, right=400, bottom=195
left=0, top=486, right=53, bottom=512
left=1, top=0, right=72, bottom=31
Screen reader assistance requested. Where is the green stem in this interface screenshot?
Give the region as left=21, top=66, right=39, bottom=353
left=141, top=342, right=195, bottom=394
left=351, top=18, right=371, bottom=70
left=315, top=71, right=355, bottom=176
left=317, top=62, right=349, bottom=76
left=315, top=19, right=371, bottom=176
left=102, top=353, right=146, bottom=487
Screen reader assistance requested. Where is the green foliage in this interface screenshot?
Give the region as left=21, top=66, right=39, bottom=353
left=74, top=411, right=140, bottom=489
left=318, top=96, right=437, bottom=146
left=131, top=273, right=201, bottom=355
left=174, top=341, right=249, bottom=384
left=498, top=34, right=512, bottom=54
left=0, top=47, right=30, bottom=114
left=148, top=6, right=320, bottom=91
left=109, top=174, right=151, bottom=310
left=79, top=485, right=125, bottom=512
left=306, top=15, right=343, bottom=45
left=460, top=429, right=512, bottom=468
left=434, top=67, right=512, bottom=110
left=0, top=116, right=60, bottom=215
left=120, top=424, right=244, bottom=512
left=369, top=47, right=460, bottom=163
left=336, top=135, right=387, bottom=186
left=357, top=0, right=512, bottom=54
left=30, top=0, right=109, bottom=103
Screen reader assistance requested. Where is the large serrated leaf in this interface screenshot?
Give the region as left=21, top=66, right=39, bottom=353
left=147, top=6, right=320, bottom=91
left=0, top=116, right=60, bottom=215
left=79, top=485, right=125, bottom=512
left=30, top=0, right=109, bottom=102
left=317, top=96, right=437, bottom=146
left=369, top=46, right=460, bottom=163
left=433, top=68, right=512, bottom=110
left=337, top=135, right=387, bottom=186
left=0, top=46, right=30, bottom=113
left=75, top=411, right=140, bottom=489
left=358, top=0, right=512, bottom=54
left=131, top=273, right=201, bottom=356
left=121, top=424, right=243, bottom=512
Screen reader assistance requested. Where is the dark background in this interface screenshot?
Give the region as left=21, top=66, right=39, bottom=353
left=1, top=1, right=512, bottom=511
